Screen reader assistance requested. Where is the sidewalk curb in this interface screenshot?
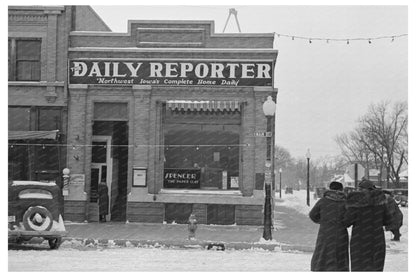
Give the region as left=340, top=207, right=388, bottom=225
left=62, top=237, right=315, bottom=253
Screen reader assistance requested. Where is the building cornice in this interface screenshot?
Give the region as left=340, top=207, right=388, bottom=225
left=68, top=47, right=278, bottom=55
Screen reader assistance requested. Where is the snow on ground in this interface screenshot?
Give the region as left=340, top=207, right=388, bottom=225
left=275, top=189, right=318, bottom=216
left=8, top=247, right=407, bottom=271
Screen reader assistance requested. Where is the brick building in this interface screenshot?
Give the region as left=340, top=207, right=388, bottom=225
left=8, top=6, right=109, bottom=192
left=66, top=18, right=278, bottom=225
left=9, top=6, right=278, bottom=225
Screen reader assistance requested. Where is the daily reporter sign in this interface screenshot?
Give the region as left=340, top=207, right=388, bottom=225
left=69, top=60, right=273, bottom=87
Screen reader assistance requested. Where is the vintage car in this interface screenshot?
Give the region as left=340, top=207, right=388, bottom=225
left=284, top=187, right=294, bottom=194
left=8, top=181, right=67, bottom=249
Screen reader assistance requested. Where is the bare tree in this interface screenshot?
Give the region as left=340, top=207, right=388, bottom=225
left=335, top=101, right=408, bottom=187
left=359, top=101, right=408, bottom=186
left=274, top=145, right=293, bottom=170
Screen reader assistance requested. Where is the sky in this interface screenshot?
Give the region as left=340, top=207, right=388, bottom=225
left=90, top=5, right=408, bottom=160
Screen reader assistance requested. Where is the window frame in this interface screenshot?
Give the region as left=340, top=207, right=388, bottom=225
left=8, top=106, right=63, bottom=182
left=163, top=109, right=242, bottom=190
left=8, top=38, right=42, bottom=81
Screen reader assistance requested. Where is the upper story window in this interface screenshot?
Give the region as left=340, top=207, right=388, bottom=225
left=8, top=38, right=41, bottom=81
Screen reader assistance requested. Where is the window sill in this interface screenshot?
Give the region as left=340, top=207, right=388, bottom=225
left=8, top=81, right=65, bottom=87
left=159, top=189, right=242, bottom=196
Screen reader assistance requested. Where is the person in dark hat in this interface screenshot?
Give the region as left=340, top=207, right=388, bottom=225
left=309, top=181, right=349, bottom=271
left=342, top=179, right=394, bottom=271
left=382, top=190, right=403, bottom=241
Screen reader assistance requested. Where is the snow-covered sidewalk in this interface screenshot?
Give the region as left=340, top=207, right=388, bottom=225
left=8, top=247, right=408, bottom=271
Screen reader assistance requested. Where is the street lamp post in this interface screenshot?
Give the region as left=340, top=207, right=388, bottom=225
left=306, top=149, right=311, bottom=206
left=279, top=168, right=282, bottom=198
left=262, top=96, right=276, bottom=241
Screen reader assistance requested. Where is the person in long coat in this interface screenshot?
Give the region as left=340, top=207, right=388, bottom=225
left=383, top=190, right=403, bottom=241
left=342, top=180, right=394, bottom=271
left=98, top=182, right=109, bottom=222
left=309, top=181, right=349, bottom=271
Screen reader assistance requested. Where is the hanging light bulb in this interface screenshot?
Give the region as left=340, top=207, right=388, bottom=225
left=326, top=39, right=329, bottom=44
left=72, top=144, right=76, bottom=150
left=292, top=36, right=294, bottom=40
left=196, top=146, right=199, bottom=150
left=347, top=39, right=350, bottom=45
left=368, top=39, right=372, bottom=44
left=10, top=144, right=14, bottom=149
left=309, top=39, right=312, bottom=44
left=391, top=36, right=395, bottom=42
left=42, top=144, right=45, bottom=149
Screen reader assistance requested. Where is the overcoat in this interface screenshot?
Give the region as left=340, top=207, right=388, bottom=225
left=309, top=190, right=349, bottom=271
left=384, top=194, right=403, bottom=232
left=98, top=183, right=109, bottom=215
left=342, top=190, right=393, bottom=271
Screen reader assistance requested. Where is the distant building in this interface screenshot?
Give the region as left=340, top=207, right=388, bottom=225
left=332, top=173, right=355, bottom=188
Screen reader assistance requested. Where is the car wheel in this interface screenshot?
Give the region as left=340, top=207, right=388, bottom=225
left=48, top=237, right=62, bottom=249
left=22, top=206, right=53, bottom=231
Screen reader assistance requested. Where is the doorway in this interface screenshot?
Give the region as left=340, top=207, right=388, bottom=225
left=92, top=121, right=128, bottom=221
left=91, top=136, right=112, bottom=221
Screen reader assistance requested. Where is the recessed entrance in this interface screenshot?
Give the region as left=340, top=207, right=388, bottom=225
left=91, top=121, right=128, bottom=222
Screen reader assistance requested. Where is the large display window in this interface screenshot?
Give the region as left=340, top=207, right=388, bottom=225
left=163, top=102, right=241, bottom=190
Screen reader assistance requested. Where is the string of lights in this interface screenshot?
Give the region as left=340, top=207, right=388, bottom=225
left=274, top=32, right=408, bottom=44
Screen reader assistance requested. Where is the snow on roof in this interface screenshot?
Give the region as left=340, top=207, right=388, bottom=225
left=12, top=181, right=57, bottom=186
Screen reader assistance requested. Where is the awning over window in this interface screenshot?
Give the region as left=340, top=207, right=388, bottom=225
left=167, top=100, right=240, bottom=112
left=8, top=130, right=59, bottom=140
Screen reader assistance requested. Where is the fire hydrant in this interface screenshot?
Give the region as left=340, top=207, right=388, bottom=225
left=188, top=213, right=197, bottom=240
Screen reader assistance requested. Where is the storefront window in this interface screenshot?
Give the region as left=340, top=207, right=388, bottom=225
left=38, top=108, right=61, bottom=131
left=8, top=107, right=62, bottom=182
left=8, top=107, right=31, bottom=131
left=163, top=105, right=240, bottom=190
left=8, top=145, right=29, bottom=181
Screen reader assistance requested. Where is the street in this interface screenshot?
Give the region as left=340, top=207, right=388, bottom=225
left=8, top=190, right=408, bottom=272
left=8, top=246, right=407, bottom=271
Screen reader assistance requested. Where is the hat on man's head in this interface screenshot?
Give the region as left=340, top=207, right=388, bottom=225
left=329, top=181, right=343, bottom=191
left=358, top=179, right=376, bottom=190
